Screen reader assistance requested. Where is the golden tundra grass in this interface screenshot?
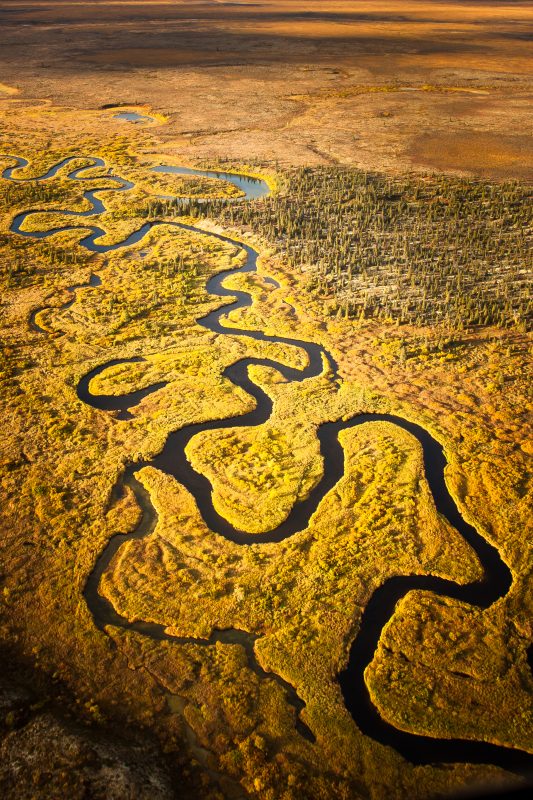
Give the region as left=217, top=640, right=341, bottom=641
left=0, top=109, right=531, bottom=800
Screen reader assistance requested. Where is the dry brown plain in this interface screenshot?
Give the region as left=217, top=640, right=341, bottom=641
left=0, top=3, right=532, bottom=800
left=0, top=1, right=532, bottom=178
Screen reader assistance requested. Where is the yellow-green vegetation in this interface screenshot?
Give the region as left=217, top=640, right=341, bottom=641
left=103, top=411, right=482, bottom=629
left=0, top=103, right=531, bottom=800
left=124, top=167, right=246, bottom=199
left=367, top=592, right=533, bottom=751
left=100, top=414, right=486, bottom=799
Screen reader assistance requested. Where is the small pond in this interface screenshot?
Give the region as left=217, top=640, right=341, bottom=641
left=114, top=111, right=153, bottom=124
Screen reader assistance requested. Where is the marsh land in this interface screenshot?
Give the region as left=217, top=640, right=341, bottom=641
left=0, top=3, right=532, bottom=799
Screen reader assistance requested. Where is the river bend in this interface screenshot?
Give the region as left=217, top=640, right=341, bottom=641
left=2, top=154, right=531, bottom=776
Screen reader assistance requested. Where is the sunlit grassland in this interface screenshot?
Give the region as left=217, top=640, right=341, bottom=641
left=0, top=110, right=531, bottom=800
left=368, top=591, right=533, bottom=751
left=118, top=166, right=246, bottom=199
left=100, top=415, right=485, bottom=797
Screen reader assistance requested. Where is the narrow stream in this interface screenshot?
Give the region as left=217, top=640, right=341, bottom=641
left=2, top=154, right=531, bottom=776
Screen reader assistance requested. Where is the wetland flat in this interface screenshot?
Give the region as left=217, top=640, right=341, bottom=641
left=0, top=3, right=531, bottom=800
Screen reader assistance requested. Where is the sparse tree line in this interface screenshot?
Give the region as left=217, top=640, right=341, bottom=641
left=1, top=235, right=91, bottom=289
left=0, top=179, right=97, bottom=288
left=180, top=167, right=531, bottom=331
left=2, top=164, right=531, bottom=330
left=1, top=179, right=69, bottom=208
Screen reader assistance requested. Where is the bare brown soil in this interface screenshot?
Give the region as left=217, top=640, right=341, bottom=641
left=411, top=131, right=533, bottom=181
left=0, top=1, right=532, bottom=178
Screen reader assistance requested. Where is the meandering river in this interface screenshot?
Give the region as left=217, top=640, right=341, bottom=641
left=3, top=154, right=531, bottom=775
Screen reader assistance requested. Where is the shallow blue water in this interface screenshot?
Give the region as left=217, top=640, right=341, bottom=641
left=152, top=164, right=270, bottom=201
left=114, top=111, right=153, bottom=124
